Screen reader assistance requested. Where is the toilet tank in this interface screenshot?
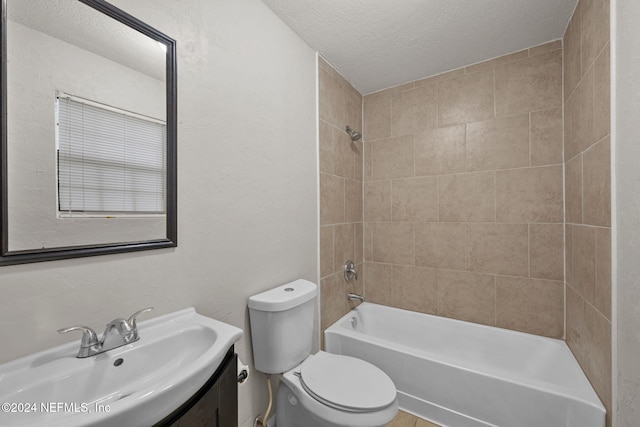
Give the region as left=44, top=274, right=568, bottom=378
left=248, top=280, right=317, bottom=374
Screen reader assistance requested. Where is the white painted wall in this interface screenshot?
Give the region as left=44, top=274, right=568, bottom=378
left=0, top=1, right=318, bottom=426
left=7, top=20, right=166, bottom=250
left=613, top=0, right=640, bottom=425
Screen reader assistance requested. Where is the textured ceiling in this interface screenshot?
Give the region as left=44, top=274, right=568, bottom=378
left=261, top=0, right=578, bottom=94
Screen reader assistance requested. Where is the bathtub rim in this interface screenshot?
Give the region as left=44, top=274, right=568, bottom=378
left=324, top=302, right=605, bottom=414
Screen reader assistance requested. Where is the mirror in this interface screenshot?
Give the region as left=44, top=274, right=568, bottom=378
left=0, top=0, right=177, bottom=266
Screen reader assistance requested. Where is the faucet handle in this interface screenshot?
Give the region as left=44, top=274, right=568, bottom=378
left=57, top=325, right=99, bottom=348
left=127, top=307, right=154, bottom=330
left=344, top=260, right=358, bottom=282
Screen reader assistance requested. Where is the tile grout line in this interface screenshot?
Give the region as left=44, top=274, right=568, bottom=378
left=529, top=112, right=533, bottom=167
left=528, top=223, right=532, bottom=278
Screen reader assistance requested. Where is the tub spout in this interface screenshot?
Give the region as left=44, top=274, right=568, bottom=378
left=347, top=293, right=365, bottom=303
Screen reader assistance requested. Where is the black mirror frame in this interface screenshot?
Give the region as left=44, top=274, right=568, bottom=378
left=0, top=0, right=177, bottom=266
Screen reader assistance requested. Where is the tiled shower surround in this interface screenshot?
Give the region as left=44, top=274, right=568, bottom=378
left=362, top=39, right=564, bottom=338
left=564, top=0, right=611, bottom=424
left=318, top=58, right=364, bottom=334
left=319, top=1, right=611, bottom=422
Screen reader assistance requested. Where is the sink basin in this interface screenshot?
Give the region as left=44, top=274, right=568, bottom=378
left=0, top=308, right=243, bottom=427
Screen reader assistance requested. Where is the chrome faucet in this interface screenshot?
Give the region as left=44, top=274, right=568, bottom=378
left=58, top=307, right=153, bottom=358
left=347, top=293, right=365, bottom=303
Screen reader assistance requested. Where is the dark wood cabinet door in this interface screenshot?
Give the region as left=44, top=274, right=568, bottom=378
left=156, top=347, right=237, bottom=427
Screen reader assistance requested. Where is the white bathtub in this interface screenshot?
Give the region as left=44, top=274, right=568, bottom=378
left=324, top=303, right=605, bottom=427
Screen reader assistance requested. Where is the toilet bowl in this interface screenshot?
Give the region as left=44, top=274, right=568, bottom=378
left=248, top=280, right=398, bottom=427
left=275, top=351, right=398, bottom=427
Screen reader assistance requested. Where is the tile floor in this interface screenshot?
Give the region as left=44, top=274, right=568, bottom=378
left=386, top=410, right=441, bottom=427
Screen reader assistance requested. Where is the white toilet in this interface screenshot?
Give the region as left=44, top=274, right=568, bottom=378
left=248, top=279, right=398, bottom=427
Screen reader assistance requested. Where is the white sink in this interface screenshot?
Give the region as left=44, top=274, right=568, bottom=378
left=0, top=308, right=243, bottom=427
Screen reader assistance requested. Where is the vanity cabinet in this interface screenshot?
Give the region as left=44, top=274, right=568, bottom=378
left=157, top=346, right=238, bottom=427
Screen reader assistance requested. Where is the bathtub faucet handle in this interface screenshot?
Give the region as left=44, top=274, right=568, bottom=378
left=344, top=260, right=358, bottom=282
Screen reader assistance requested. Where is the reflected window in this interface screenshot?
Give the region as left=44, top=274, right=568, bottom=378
left=56, top=93, right=166, bottom=216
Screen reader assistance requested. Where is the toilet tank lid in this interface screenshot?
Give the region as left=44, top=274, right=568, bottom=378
left=248, top=279, right=317, bottom=312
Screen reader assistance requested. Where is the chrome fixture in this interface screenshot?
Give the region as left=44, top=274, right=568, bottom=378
left=58, top=307, right=153, bottom=358
left=344, top=260, right=358, bottom=282
left=345, top=125, right=362, bottom=141
left=347, top=293, right=365, bottom=303
left=350, top=316, right=358, bottom=329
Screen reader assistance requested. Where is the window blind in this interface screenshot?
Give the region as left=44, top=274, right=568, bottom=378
left=57, top=95, right=166, bottom=214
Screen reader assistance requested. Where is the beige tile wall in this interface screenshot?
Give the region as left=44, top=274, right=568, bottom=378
left=318, top=58, right=364, bottom=336
left=318, top=10, right=612, bottom=424
left=362, top=40, right=565, bottom=339
left=563, top=0, right=612, bottom=425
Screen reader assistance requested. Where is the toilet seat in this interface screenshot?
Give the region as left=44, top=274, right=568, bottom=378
left=297, top=352, right=396, bottom=413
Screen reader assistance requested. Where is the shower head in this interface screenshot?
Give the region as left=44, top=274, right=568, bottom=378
left=345, top=125, right=362, bottom=142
